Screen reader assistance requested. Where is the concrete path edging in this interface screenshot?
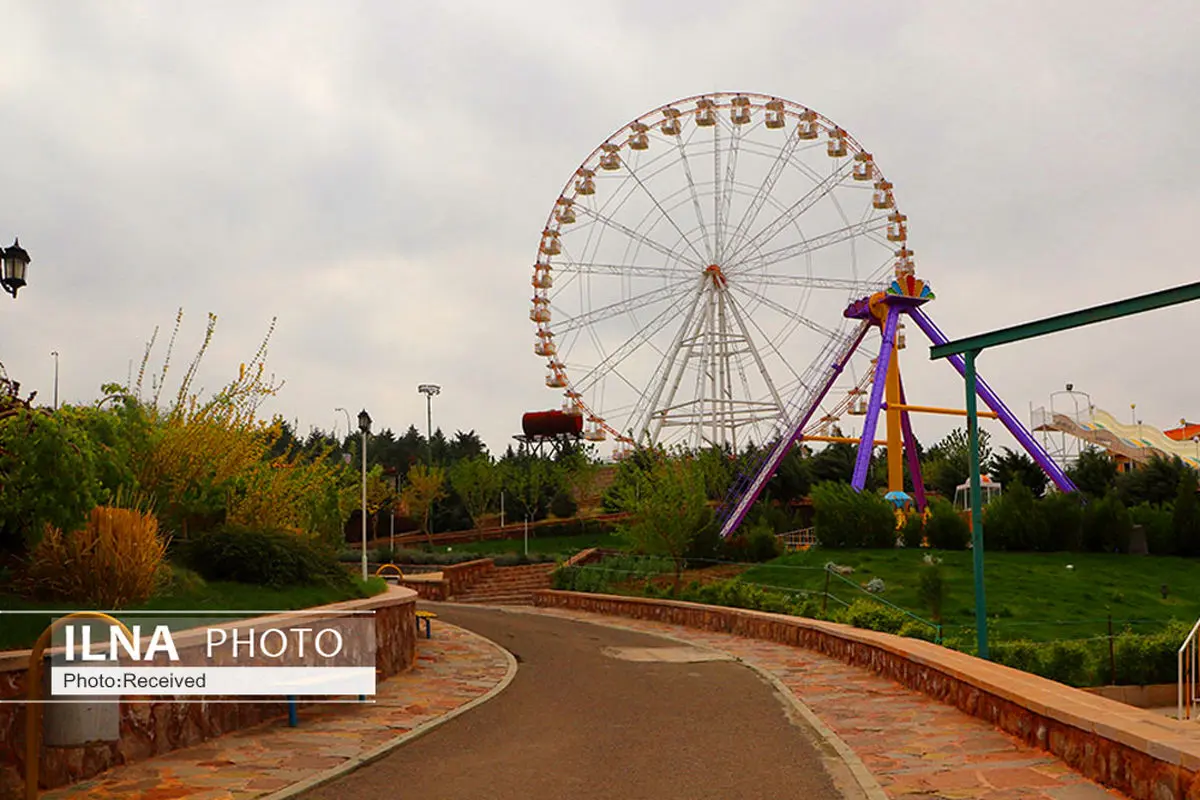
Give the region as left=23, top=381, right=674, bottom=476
left=437, top=602, right=888, bottom=800
left=262, top=621, right=519, bottom=800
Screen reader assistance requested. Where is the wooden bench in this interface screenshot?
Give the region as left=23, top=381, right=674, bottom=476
left=415, top=610, right=437, bottom=639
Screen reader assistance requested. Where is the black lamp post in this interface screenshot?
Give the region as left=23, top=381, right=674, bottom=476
left=358, top=408, right=372, bottom=581
left=1, top=239, right=31, bottom=298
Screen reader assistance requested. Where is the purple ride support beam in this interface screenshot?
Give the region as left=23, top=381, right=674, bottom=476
left=898, top=373, right=928, bottom=511
left=851, top=306, right=901, bottom=490
left=717, top=321, right=871, bottom=539
left=907, top=307, right=1077, bottom=493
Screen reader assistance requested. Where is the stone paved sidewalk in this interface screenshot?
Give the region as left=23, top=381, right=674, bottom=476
left=41, top=620, right=513, bottom=800
left=528, top=606, right=1129, bottom=800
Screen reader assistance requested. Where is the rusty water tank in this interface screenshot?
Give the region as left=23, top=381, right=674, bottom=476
left=521, top=410, right=583, bottom=438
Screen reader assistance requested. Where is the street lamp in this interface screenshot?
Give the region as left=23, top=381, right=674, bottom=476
left=358, top=408, right=372, bottom=582
left=50, top=351, right=59, bottom=410
left=417, top=384, right=440, bottom=464
left=417, top=384, right=440, bottom=538
left=335, top=406, right=351, bottom=442
left=1, top=239, right=31, bottom=298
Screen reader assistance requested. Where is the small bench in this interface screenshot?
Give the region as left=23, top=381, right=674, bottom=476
left=415, top=610, right=437, bottom=639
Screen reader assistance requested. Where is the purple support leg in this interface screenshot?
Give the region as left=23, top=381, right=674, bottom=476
left=908, top=307, right=1077, bottom=493
left=898, top=373, right=928, bottom=511
left=718, top=322, right=871, bottom=539
left=851, top=307, right=901, bottom=490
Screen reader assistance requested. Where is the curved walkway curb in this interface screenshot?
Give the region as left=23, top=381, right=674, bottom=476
left=433, top=602, right=887, bottom=800
left=264, top=623, right=518, bottom=800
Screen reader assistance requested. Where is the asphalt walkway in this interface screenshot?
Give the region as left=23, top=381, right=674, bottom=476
left=299, top=605, right=857, bottom=799
left=525, top=605, right=1129, bottom=800
left=39, top=602, right=1135, bottom=799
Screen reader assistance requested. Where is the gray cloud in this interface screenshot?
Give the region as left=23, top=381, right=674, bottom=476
left=1, top=0, right=1198, bottom=462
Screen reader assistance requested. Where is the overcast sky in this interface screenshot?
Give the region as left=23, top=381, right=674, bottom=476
left=1, top=1, right=1197, bottom=462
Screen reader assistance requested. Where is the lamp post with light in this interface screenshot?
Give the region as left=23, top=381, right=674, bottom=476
left=417, top=384, right=441, bottom=539
left=417, top=384, right=440, bottom=464
left=358, top=409, right=372, bottom=582
left=1, top=239, right=32, bottom=299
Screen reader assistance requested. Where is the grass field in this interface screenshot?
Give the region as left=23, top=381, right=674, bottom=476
left=740, top=549, right=1200, bottom=643
left=447, top=530, right=626, bottom=556
left=0, top=576, right=388, bottom=652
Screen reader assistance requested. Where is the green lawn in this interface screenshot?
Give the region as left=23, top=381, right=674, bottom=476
left=0, top=576, right=388, bottom=652
left=447, top=530, right=626, bottom=557
left=741, top=549, right=1200, bottom=642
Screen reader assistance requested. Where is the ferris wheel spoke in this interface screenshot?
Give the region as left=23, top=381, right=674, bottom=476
left=717, top=120, right=744, bottom=264
left=569, top=290, right=694, bottom=395
left=726, top=128, right=799, bottom=260
left=734, top=215, right=891, bottom=274
left=554, top=277, right=692, bottom=336
left=573, top=203, right=701, bottom=268
left=725, top=280, right=844, bottom=344
left=725, top=159, right=856, bottom=267
left=733, top=273, right=881, bottom=293
left=620, top=155, right=711, bottom=266
left=553, top=261, right=694, bottom=280
left=669, top=131, right=715, bottom=264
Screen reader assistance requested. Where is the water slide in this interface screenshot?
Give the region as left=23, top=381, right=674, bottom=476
left=1032, top=407, right=1200, bottom=469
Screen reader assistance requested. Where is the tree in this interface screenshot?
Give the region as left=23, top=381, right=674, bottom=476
left=809, top=438, right=857, bottom=485
left=992, top=447, right=1048, bottom=498
left=499, top=453, right=560, bottom=522
left=448, top=455, right=501, bottom=527
left=982, top=478, right=1047, bottom=551
left=923, top=427, right=993, bottom=499
left=1067, top=447, right=1118, bottom=498
left=1118, top=455, right=1190, bottom=508
left=400, top=463, right=447, bottom=545
left=610, top=451, right=712, bottom=591
left=1173, top=468, right=1200, bottom=556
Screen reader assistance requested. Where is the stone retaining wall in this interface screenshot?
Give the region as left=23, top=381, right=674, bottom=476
left=533, top=590, right=1200, bottom=800
left=0, top=586, right=417, bottom=798
left=397, top=558, right=494, bottom=601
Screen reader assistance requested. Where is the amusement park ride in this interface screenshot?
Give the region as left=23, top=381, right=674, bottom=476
left=523, top=91, right=1070, bottom=532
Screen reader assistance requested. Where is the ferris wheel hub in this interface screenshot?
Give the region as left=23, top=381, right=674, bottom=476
left=703, top=264, right=728, bottom=288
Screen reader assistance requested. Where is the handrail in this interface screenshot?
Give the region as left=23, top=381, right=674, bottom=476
left=1177, top=616, right=1200, bottom=720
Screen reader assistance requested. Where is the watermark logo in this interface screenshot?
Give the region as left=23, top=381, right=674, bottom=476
left=2, top=610, right=378, bottom=701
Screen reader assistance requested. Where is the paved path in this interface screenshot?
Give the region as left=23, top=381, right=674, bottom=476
left=300, top=605, right=859, bottom=800
left=525, top=605, right=1129, bottom=800
left=44, top=621, right=512, bottom=800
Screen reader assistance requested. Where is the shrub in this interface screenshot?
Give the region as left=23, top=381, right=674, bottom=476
left=983, top=479, right=1047, bottom=551
left=186, top=524, right=351, bottom=588
left=549, top=490, right=578, bottom=519
left=899, top=510, right=924, bottom=549
left=1081, top=492, right=1132, bottom=553
left=990, top=639, right=1041, bottom=674
left=811, top=482, right=895, bottom=548
left=1039, top=640, right=1095, bottom=687
left=1038, top=491, right=1084, bottom=551
left=924, top=498, right=969, bottom=550
left=1113, top=621, right=1190, bottom=686
left=26, top=506, right=168, bottom=607
left=723, top=522, right=783, bottom=563
left=917, top=563, right=946, bottom=622
left=840, top=598, right=908, bottom=634
left=1174, top=468, right=1200, bottom=557
left=1130, top=502, right=1174, bottom=555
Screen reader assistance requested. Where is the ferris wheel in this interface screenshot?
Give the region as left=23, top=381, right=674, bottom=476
left=530, top=92, right=915, bottom=454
